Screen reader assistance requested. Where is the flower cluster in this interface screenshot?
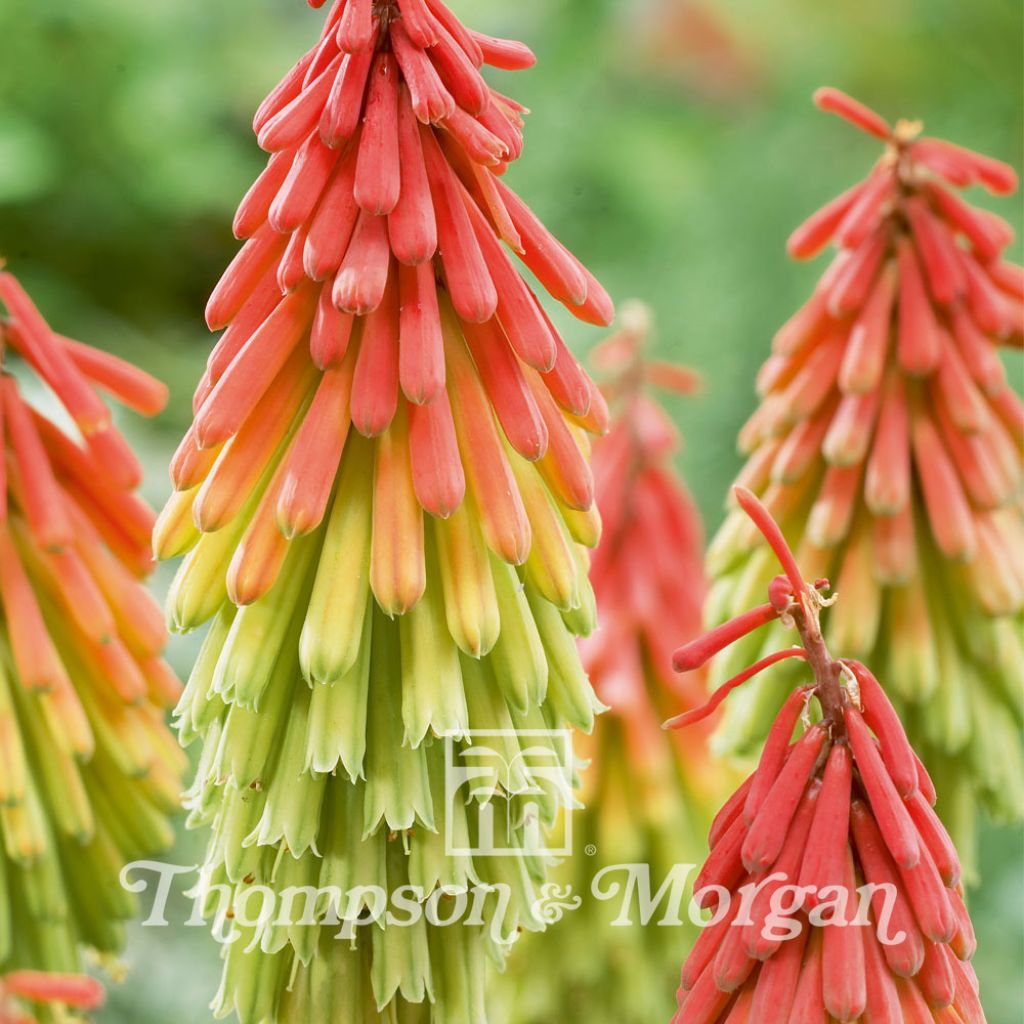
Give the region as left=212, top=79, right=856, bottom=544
left=707, top=89, right=1023, bottom=870
left=501, top=305, right=720, bottom=1024
left=158, top=1, right=611, bottom=1020
left=0, top=270, right=183, bottom=987
left=0, top=971, right=103, bottom=1024
left=671, top=488, right=984, bottom=1024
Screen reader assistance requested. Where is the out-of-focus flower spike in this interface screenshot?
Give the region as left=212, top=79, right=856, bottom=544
left=836, top=167, right=896, bottom=249
left=910, top=410, right=976, bottom=560
left=1, top=290, right=111, bottom=437
left=707, top=88, right=1022, bottom=870
left=950, top=306, right=1007, bottom=394
left=932, top=329, right=988, bottom=434
left=0, top=266, right=179, bottom=988
left=2, top=971, right=105, bottom=1013
left=925, top=182, right=1009, bottom=262
left=826, top=223, right=889, bottom=316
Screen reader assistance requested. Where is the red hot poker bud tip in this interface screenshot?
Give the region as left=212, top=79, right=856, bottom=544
left=733, top=485, right=808, bottom=599
left=813, top=86, right=892, bottom=141
left=671, top=600, right=778, bottom=673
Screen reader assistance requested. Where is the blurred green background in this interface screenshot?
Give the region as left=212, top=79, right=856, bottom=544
left=2, top=0, right=1021, bottom=1020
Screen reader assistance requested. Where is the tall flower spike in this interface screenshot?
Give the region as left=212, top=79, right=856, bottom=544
left=670, top=487, right=986, bottom=1024
left=0, top=971, right=104, bottom=1024
left=0, top=268, right=184, bottom=996
left=707, top=88, right=1023, bottom=874
left=158, top=3, right=612, bottom=1021
left=499, top=303, right=724, bottom=1024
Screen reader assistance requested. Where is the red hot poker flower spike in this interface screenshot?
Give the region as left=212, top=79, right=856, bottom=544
left=708, top=88, right=1023, bottom=875
left=0, top=268, right=184, bottom=991
left=160, top=4, right=614, bottom=1022
left=498, top=303, right=727, bottom=1023
left=669, top=487, right=986, bottom=1024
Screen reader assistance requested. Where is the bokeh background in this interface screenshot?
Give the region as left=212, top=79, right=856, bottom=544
left=2, top=0, right=1021, bottom=1020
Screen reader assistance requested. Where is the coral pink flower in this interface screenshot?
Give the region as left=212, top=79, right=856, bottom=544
left=0, top=268, right=183, bottom=988
left=707, top=89, right=1022, bottom=870
left=670, top=488, right=985, bottom=1024
left=159, top=3, right=612, bottom=1020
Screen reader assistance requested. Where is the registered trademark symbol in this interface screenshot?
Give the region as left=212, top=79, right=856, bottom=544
left=585, top=844, right=597, bottom=857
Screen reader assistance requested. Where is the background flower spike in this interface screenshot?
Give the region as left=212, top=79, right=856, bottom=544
left=706, top=89, right=1023, bottom=879
left=0, top=267, right=184, bottom=1014
left=496, top=303, right=732, bottom=1024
